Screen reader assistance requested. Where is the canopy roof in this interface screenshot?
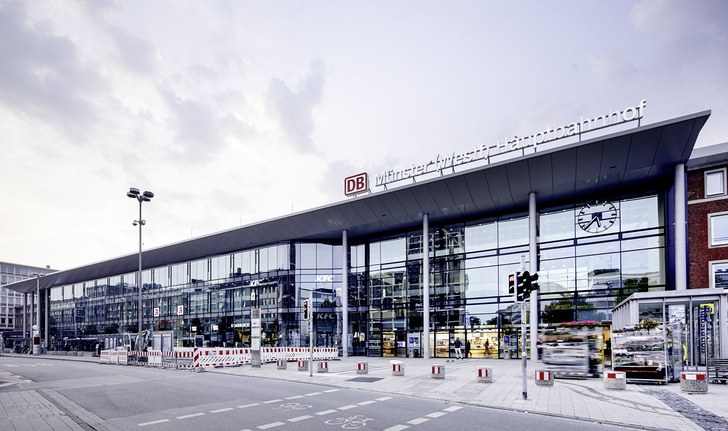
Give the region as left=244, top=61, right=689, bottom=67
left=7, top=110, right=710, bottom=294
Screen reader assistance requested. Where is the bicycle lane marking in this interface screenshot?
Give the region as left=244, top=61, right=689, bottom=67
left=382, top=404, right=465, bottom=431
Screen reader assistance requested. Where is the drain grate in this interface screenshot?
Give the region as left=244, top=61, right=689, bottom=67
left=347, top=377, right=384, bottom=383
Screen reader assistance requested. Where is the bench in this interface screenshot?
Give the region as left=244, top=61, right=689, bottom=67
left=707, top=358, right=728, bottom=383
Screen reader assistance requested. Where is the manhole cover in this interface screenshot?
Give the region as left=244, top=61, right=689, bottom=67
left=347, top=377, right=384, bottom=383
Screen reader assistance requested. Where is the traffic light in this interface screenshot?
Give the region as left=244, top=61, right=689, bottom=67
left=508, top=272, right=519, bottom=296
left=303, top=299, right=309, bottom=320
left=516, top=271, right=539, bottom=302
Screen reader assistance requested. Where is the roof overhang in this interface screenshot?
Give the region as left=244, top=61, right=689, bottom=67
left=6, top=110, right=711, bottom=294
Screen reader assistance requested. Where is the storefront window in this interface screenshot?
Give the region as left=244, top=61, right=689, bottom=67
left=540, top=208, right=574, bottom=243
left=498, top=216, right=528, bottom=248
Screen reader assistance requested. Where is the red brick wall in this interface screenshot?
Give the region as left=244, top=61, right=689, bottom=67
left=688, top=168, right=728, bottom=289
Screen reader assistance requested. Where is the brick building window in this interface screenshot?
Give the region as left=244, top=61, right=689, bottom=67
left=709, top=212, right=728, bottom=246
left=705, top=168, right=727, bottom=197
left=710, top=260, right=728, bottom=288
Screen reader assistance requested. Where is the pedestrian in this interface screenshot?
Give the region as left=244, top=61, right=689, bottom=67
left=454, top=337, right=463, bottom=359
left=484, top=339, right=490, bottom=356
left=466, top=340, right=471, bottom=357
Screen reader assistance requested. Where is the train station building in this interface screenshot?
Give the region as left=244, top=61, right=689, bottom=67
left=4, top=103, right=720, bottom=360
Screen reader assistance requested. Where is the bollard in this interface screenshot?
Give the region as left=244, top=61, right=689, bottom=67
left=476, top=367, right=493, bottom=383
left=681, top=372, right=708, bottom=393
left=391, top=361, right=405, bottom=376
left=603, top=371, right=626, bottom=390
left=297, top=360, right=309, bottom=371
left=431, top=364, right=446, bottom=380
left=535, top=370, right=554, bottom=386
left=277, top=359, right=287, bottom=370
left=356, top=362, right=368, bottom=375
left=317, top=361, right=329, bottom=373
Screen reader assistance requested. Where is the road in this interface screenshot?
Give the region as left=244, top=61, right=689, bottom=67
left=0, top=355, right=627, bottom=431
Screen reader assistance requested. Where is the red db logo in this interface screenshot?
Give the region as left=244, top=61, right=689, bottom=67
left=344, top=173, right=368, bottom=196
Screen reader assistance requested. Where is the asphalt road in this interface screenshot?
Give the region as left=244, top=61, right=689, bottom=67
left=0, top=355, right=628, bottom=431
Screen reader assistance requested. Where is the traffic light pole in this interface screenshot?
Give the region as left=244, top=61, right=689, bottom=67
left=520, top=256, right=528, bottom=401
left=309, top=305, right=314, bottom=378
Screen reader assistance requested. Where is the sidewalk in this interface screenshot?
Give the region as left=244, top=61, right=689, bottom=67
left=3, top=353, right=728, bottom=431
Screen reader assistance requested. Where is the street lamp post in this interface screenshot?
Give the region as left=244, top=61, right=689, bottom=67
left=127, top=187, right=154, bottom=334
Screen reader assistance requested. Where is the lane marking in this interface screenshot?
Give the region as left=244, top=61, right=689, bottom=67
left=323, top=389, right=340, bottom=393
left=376, top=396, right=393, bottom=401
left=426, top=412, right=447, bottom=418
left=211, top=407, right=234, bottom=413
left=316, top=409, right=338, bottom=415
left=443, top=406, right=462, bottom=412
left=305, top=392, right=322, bottom=396
left=384, top=426, right=409, bottom=431
left=338, top=404, right=358, bottom=410
left=177, top=413, right=205, bottom=419
left=407, top=418, right=429, bottom=425
left=285, top=395, right=304, bottom=400
left=288, top=415, right=313, bottom=422
left=263, top=399, right=283, bottom=404
left=357, top=401, right=376, bottom=406
left=258, top=422, right=285, bottom=429
left=238, top=403, right=260, bottom=409
left=139, top=419, right=170, bottom=426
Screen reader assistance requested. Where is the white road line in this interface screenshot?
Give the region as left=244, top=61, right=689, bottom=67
left=257, top=422, right=285, bottom=429
left=315, top=409, right=338, bottom=415
left=426, top=412, right=447, bottom=418
left=407, top=418, right=429, bottom=425
left=305, top=392, right=322, bottom=396
left=285, top=395, right=304, bottom=400
left=211, top=407, right=234, bottom=413
left=338, top=404, right=358, bottom=410
left=376, top=396, right=393, bottom=401
left=177, top=413, right=205, bottom=419
left=384, top=425, right=409, bottom=431
left=357, top=400, right=376, bottom=406
left=323, top=389, right=340, bottom=393
left=139, top=419, right=170, bottom=426
left=288, top=415, right=313, bottom=422
left=263, top=399, right=283, bottom=404
left=443, top=406, right=462, bottom=412
left=238, top=403, right=260, bottom=409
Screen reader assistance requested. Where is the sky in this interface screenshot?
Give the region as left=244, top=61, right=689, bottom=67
left=1, top=0, right=727, bottom=271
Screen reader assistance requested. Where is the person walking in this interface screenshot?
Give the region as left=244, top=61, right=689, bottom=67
left=454, top=337, right=463, bottom=359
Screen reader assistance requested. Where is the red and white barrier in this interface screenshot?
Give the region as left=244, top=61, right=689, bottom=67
left=476, top=367, right=493, bottom=383
left=356, top=362, right=368, bottom=375
left=392, top=361, right=404, bottom=376
left=535, top=370, right=554, bottom=386
left=99, top=350, right=110, bottom=364
left=431, top=364, right=445, bottom=379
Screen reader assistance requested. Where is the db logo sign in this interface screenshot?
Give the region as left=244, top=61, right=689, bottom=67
left=344, top=173, right=368, bottom=196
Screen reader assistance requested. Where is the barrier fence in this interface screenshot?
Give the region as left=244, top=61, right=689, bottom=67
left=100, top=346, right=338, bottom=370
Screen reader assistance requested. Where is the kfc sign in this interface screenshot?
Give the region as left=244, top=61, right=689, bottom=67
left=345, top=172, right=368, bottom=196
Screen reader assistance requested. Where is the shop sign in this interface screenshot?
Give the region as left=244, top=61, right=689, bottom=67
left=347, top=99, right=647, bottom=192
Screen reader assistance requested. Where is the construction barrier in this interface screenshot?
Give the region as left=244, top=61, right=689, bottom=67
left=277, top=359, right=287, bottom=370
left=476, top=367, right=492, bottom=383
left=391, top=361, right=404, bottom=376
left=356, top=362, right=368, bottom=375
left=431, top=364, right=445, bottom=380
left=99, top=346, right=337, bottom=370
left=603, top=371, right=626, bottom=390
left=535, top=370, right=554, bottom=386
left=317, top=361, right=329, bottom=373
left=298, top=360, right=309, bottom=371
left=681, top=372, right=708, bottom=393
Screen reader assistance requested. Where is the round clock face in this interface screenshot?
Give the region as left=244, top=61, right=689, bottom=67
left=577, top=201, right=617, bottom=233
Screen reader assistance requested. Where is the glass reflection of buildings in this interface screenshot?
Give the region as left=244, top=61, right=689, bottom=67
left=45, top=194, right=664, bottom=358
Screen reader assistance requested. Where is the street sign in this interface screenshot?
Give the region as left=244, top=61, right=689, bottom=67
left=504, top=335, right=510, bottom=344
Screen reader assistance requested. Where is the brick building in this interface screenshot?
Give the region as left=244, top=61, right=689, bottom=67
left=688, top=142, right=728, bottom=289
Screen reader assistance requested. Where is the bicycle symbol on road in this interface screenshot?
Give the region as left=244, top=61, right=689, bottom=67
left=273, top=402, right=312, bottom=412
left=325, top=415, right=374, bottom=429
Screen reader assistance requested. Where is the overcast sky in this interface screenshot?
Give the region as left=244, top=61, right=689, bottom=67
left=1, top=0, right=727, bottom=271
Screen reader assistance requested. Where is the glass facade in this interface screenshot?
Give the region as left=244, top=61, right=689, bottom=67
left=45, top=193, right=665, bottom=358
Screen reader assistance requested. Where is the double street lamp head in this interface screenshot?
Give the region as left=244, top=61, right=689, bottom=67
left=127, top=187, right=154, bottom=202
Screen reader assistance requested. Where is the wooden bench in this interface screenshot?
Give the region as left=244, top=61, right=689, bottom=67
left=707, top=358, right=728, bottom=383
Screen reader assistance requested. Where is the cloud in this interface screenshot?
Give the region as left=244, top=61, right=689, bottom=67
left=0, top=1, right=106, bottom=144
left=265, top=59, right=326, bottom=152
left=106, top=24, right=159, bottom=75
